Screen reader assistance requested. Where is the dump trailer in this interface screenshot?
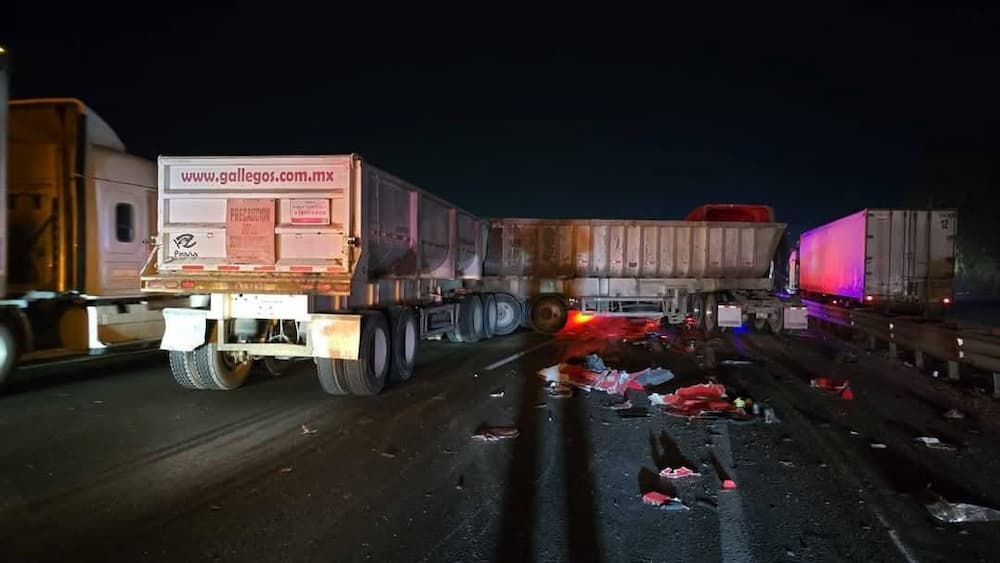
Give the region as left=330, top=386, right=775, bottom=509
left=797, top=209, right=958, bottom=310
left=480, top=207, right=808, bottom=334
left=140, top=154, right=514, bottom=395
left=0, top=51, right=198, bottom=388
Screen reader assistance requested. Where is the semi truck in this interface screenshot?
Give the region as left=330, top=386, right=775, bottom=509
left=794, top=209, right=958, bottom=311
left=0, top=48, right=199, bottom=389
left=141, top=155, right=806, bottom=396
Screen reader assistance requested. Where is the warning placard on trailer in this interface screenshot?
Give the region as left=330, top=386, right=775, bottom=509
left=290, top=199, right=330, bottom=225
left=226, top=199, right=276, bottom=264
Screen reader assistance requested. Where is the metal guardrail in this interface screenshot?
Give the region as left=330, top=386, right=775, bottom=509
left=805, top=300, right=1000, bottom=375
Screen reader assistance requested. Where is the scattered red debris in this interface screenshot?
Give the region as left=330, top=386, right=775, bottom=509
left=811, top=377, right=853, bottom=400
left=722, top=479, right=737, bottom=490
left=658, top=383, right=736, bottom=418
left=642, top=491, right=672, bottom=506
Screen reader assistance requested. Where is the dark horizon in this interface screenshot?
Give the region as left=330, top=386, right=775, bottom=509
left=3, top=4, right=998, bottom=238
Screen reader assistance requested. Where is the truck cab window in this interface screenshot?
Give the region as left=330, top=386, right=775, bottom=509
left=115, top=203, right=134, bottom=243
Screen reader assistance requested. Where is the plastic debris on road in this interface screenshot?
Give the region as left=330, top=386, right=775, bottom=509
left=489, top=389, right=505, bottom=398
left=914, top=436, right=956, bottom=451
left=811, top=377, right=853, bottom=400
left=634, top=367, right=675, bottom=386
left=926, top=498, right=1000, bottom=523
left=943, top=408, right=966, bottom=420
left=300, top=424, right=317, bottom=435
left=538, top=361, right=643, bottom=395
left=642, top=491, right=689, bottom=510
left=659, top=466, right=700, bottom=479
left=472, top=425, right=520, bottom=441
left=655, top=383, right=742, bottom=418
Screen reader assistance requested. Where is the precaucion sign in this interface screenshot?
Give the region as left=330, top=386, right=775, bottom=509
left=226, top=199, right=275, bottom=264
left=290, top=199, right=330, bottom=225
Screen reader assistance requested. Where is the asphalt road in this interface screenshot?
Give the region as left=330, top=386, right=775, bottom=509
left=1, top=323, right=999, bottom=562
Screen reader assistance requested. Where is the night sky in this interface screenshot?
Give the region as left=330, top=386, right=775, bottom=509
left=4, top=4, right=998, bottom=238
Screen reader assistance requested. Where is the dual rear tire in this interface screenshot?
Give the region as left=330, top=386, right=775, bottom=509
left=167, top=325, right=253, bottom=391
left=316, top=307, right=418, bottom=396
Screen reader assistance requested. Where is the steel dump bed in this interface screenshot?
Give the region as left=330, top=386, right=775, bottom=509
left=484, top=217, right=786, bottom=284
left=141, top=154, right=483, bottom=296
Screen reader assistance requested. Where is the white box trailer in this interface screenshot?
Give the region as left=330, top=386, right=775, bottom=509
left=141, top=154, right=514, bottom=395
left=0, top=52, right=195, bottom=388
left=796, top=208, right=958, bottom=310
left=481, top=217, right=808, bottom=333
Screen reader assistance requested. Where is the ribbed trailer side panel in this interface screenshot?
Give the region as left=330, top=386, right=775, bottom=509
left=799, top=208, right=957, bottom=304
left=484, top=219, right=784, bottom=281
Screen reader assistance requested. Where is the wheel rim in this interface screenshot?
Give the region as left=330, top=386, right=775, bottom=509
left=374, top=327, right=388, bottom=376
left=531, top=297, right=567, bottom=333
left=497, top=301, right=515, bottom=326
left=404, top=317, right=417, bottom=364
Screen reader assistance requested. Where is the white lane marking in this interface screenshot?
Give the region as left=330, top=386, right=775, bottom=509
left=873, top=508, right=920, bottom=563
left=713, top=421, right=754, bottom=563
left=482, top=340, right=555, bottom=371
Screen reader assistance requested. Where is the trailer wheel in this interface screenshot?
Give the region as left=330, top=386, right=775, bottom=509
left=263, top=357, right=292, bottom=376
left=704, top=293, right=718, bottom=333
left=482, top=294, right=498, bottom=340
left=687, top=294, right=705, bottom=330
left=388, top=307, right=419, bottom=382
left=315, top=358, right=351, bottom=395
left=342, top=311, right=391, bottom=396
left=529, top=294, right=568, bottom=334
left=456, top=294, right=485, bottom=343
left=768, top=310, right=784, bottom=334
left=168, top=351, right=204, bottom=390
left=493, top=293, right=522, bottom=336
left=193, top=329, right=253, bottom=391
left=0, top=324, right=18, bottom=391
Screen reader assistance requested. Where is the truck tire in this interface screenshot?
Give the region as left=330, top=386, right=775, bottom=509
left=768, top=310, right=784, bottom=334
left=0, top=324, right=18, bottom=391
left=704, top=293, right=718, bottom=333
left=315, top=358, right=351, bottom=395
left=482, top=294, right=498, bottom=340
left=457, top=294, right=485, bottom=343
left=342, top=311, right=391, bottom=396
left=388, top=307, right=419, bottom=382
left=529, top=294, right=568, bottom=334
left=687, top=294, right=705, bottom=330
left=193, top=334, right=253, bottom=391
left=263, top=357, right=292, bottom=376
left=168, top=351, right=204, bottom=390
left=493, top=293, right=522, bottom=336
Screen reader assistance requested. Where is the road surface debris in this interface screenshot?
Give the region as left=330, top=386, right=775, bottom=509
left=300, top=424, right=317, bottom=435
left=472, top=425, right=519, bottom=441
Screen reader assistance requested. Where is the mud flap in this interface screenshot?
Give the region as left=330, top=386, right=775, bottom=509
left=783, top=306, right=809, bottom=330
left=160, top=308, right=208, bottom=352
left=718, top=305, right=743, bottom=328
left=309, top=314, right=362, bottom=360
